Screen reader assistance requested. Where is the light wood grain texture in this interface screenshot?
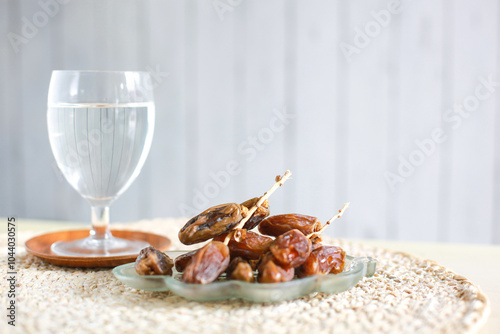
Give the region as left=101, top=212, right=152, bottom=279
left=447, top=0, right=497, bottom=244
left=3, top=1, right=26, bottom=218
left=146, top=0, right=187, bottom=219
left=396, top=1, right=443, bottom=241
left=494, top=1, right=500, bottom=245
left=346, top=0, right=391, bottom=239
left=294, top=0, right=341, bottom=226
left=0, top=0, right=498, bottom=244
left=240, top=0, right=288, bottom=215
left=195, top=0, right=237, bottom=208
left=0, top=4, right=9, bottom=217
left=20, top=1, right=55, bottom=220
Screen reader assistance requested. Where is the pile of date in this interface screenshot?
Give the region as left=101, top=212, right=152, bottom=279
left=135, top=171, right=349, bottom=285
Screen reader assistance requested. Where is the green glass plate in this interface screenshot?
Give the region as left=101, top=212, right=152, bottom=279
left=113, top=251, right=377, bottom=303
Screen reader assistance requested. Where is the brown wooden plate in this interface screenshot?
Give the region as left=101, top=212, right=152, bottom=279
left=25, top=229, right=171, bottom=268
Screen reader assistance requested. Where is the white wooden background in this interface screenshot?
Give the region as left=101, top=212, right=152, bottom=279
left=0, top=0, right=499, bottom=244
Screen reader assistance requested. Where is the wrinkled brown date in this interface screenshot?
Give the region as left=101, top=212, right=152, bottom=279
left=174, top=249, right=198, bottom=272
left=182, top=241, right=230, bottom=284
left=240, top=197, right=270, bottom=230
left=213, top=230, right=274, bottom=260
left=135, top=246, right=174, bottom=276
left=258, top=214, right=322, bottom=237
left=257, top=252, right=294, bottom=283
left=179, top=203, right=247, bottom=245
left=226, top=257, right=255, bottom=283
left=296, top=245, right=346, bottom=278
left=269, top=229, right=312, bottom=268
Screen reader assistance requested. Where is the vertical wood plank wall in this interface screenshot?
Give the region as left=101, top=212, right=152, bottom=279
left=0, top=0, right=498, bottom=244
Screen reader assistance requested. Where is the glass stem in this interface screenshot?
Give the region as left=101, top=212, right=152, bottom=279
left=89, top=206, right=112, bottom=240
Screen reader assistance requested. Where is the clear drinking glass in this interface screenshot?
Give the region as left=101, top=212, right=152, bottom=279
left=47, top=70, right=155, bottom=257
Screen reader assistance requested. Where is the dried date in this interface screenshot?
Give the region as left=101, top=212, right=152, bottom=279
left=182, top=241, right=230, bottom=284
left=174, top=249, right=198, bottom=272
left=296, top=245, right=345, bottom=278
left=179, top=203, right=247, bottom=245
left=226, top=257, right=255, bottom=283
left=269, top=229, right=312, bottom=268
left=257, top=252, right=294, bottom=283
left=258, top=214, right=322, bottom=237
left=135, top=246, right=173, bottom=276
left=213, top=230, right=273, bottom=260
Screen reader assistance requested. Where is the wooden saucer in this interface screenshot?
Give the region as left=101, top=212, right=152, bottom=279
left=25, top=229, right=171, bottom=268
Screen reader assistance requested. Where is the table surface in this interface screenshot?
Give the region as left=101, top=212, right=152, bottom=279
left=12, top=218, right=500, bottom=334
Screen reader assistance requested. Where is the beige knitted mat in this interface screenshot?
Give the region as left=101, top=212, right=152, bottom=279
left=0, top=218, right=490, bottom=334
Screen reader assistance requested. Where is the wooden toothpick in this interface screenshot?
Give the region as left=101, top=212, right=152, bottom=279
left=307, top=202, right=350, bottom=239
left=224, top=170, right=292, bottom=245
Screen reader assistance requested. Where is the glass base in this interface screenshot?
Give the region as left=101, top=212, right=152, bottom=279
left=51, top=235, right=149, bottom=257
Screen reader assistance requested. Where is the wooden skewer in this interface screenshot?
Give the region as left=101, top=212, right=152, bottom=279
left=307, top=202, right=350, bottom=239
left=223, top=170, right=292, bottom=245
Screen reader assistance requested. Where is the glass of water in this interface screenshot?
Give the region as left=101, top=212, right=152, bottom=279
left=47, top=70, right=155, bottom=257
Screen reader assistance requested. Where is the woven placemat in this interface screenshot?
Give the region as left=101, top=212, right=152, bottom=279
left=0, top=218, right=490, bottom=334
